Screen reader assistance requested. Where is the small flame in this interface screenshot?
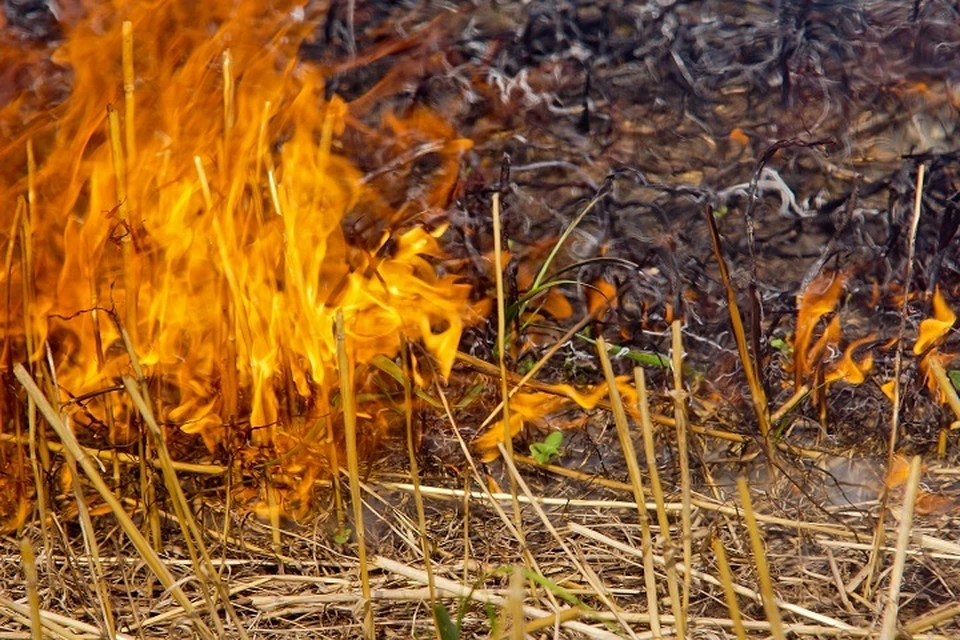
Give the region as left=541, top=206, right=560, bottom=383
left=793, top=272, right=847, bottom=389
left=913, top=288, right=956, bottom=356
left=473, top=376, right=639, bottom=461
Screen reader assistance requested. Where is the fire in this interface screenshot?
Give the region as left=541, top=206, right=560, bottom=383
left=1, top=1, right=474, bottom=517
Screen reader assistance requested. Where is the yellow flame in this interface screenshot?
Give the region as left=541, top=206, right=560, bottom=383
left=793, top=272, right=846, bottom=389
left=0, top=1, right=475, bottom=496
left=473, top=376, right=640, bottom=462
left=914, top=288, right=956, bottom=355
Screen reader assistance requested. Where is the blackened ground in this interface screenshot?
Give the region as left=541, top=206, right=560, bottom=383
left=299, top=1, right=960, bottom=462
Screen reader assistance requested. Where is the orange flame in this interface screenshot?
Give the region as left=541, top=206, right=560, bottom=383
left=473, top=376, right=640, bottom=461
left=793, top=271, right=846, bottom=388
left=1, top=1, right=474, bottom=511
left=914, top=288, right=956, bottom=356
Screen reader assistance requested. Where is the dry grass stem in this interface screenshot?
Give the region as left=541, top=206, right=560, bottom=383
left=491, top=191, right=525, bottom=543
left=736, top=477, right=787, bottom=640
left=373, top=556, right=621, bottom=640
left=635, top=366, right=686, bottom=637
left=596, top=336, right=663, bottom=638
left=13, top=364, right=216, bottom=640
left=703, top=205, right=771, bottom=441
left=670, top=320, right=693, bottom=616
left=335, top=310, right=374, bottom=639
left=879, top=455, right=923, bottom=640
left=122, top=20, right=135, bottom=162
left=568, top=522, right=857, bottom=630
left=400, top=340, right=441, bottom=640
left=711, top=537, right=748, bottom=640
left=868, top=163, right=926, bottom=600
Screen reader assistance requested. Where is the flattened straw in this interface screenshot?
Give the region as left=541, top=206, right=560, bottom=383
left=825, top=547, right=856, bottom=613
left=736, top=477, right=786, bottom=640
left=496, top=442, right=639, bottom=640
left=13, top=364, right=216, bottom=640
left=635, top=366, right=686, bottom=637
left=122, top=21, right=135, bottom=162
left=905, top=601, right=960, bottom=635
left=335, top=311, right=374, bottom=640
left=879, top=455, right=923, bottom=640
left=21, top=538, right=42, bottom=640
left=570, top=522, right=857, bottom=632
left=0, top=431, right=227, bottom=475
left=431, top=383, right=534, bottom=567
left=711, top=537, right=747, bottom=640
left=670, top=321, right=693, bottom=614
left=0, top=593, right=89, bottom=640
left=374, top=556, right=620, bottom=640
left=596, top=336, right=662, bottom=639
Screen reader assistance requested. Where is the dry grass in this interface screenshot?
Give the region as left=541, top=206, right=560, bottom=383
left=5, top=335, right=960, bottom=639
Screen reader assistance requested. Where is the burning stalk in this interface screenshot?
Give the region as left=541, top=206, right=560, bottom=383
left=0, top=0, right=475, bottom=524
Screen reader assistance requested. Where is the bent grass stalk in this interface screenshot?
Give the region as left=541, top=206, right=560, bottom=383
left=596, top=336, right=663, bottom=639
left=400, top=338, right=442, bottom=640
left=635, top=366, right=686, bottom=638
left=13, top=364, right=217, bottom=640
left=736, top=477, right=787, bottom=640
left=670, top=320, right=693, bottom=615
left=703, top=205, right=771, bottom=443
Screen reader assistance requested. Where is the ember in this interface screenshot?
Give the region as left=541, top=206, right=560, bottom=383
left=1, top=0, right=474, bottom=520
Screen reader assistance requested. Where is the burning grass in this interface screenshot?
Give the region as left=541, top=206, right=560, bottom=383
left=3, top=1, right=960, bottom=639
left=1, top=0, right=477, bottom=524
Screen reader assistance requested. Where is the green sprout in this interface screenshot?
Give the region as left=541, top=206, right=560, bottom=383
left=948, top=370, right=960, bottom=391
left=770, top=337, right=793, bottom=355
left=530, top=431, right=564, bottom=465
left=332, top=526, right=352, bottom=545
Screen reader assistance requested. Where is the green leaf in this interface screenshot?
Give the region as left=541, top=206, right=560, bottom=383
left=769, top=338, right=793, bottom=355
left=543, top=431, right=563, bottom=449
left=949, top=370, right=960, bottom=391
left=433, top=603, right=460, bottom=640
left=575, top=332, right=671, bottom=368
left=530, top=431, right=563, bottom=464
left=332, top=527, right=351, bottom=545
left=517, top=357, right=535, bottom=375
